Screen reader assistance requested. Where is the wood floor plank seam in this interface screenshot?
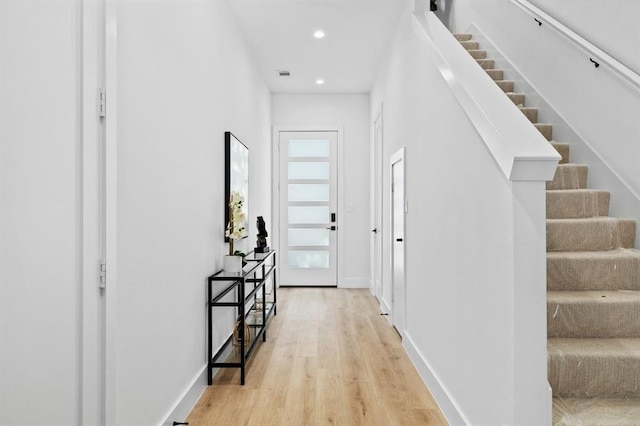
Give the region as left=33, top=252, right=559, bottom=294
left=188, top=288, right=448, bottom=425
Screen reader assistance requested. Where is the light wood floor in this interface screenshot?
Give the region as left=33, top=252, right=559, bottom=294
left=188, top=288, right=448, bottom=425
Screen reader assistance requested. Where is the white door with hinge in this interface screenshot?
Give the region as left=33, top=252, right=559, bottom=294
left=0, top=2, right=106, bottom=424
left=391, top=148, right=406, bottom=336
left=372, top=110, right=383, bottom=300
left=278, top=131, right=338, bottom=286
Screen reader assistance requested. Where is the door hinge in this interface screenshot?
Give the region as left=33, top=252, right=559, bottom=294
left=98, top=88, right=106, bottom=118
left=99, top=261, right=107, bottom=288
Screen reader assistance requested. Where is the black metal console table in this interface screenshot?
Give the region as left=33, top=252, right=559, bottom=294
left=207, top=250, right=276, bottom=385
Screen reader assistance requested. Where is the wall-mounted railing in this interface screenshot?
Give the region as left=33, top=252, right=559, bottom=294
left=511, top=0, right=640, bottom=94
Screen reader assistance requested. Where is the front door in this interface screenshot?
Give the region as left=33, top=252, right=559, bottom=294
left=278, top=131, right=338, bottom=286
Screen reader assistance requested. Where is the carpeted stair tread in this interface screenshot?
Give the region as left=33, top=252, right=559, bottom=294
left=467, top=50, right=487, bottom=59
left=485, top=69, right=504, bottom=80
left=548, top=338, right=640, bottom=398
left=535, top=123, right=553, bottom=140
left=547, top=164, right=588, bottom=190
left=547, top=249, right=640, bottom=291
left=551, top=142, right=570, bottom=164
left=496, top=80, right=515, bottom=92
left=548, top=291, right=640, bottom=337
left=553, top=397, right=640, bottom=426
left=459, top=40, right=479, bottom=50
left=507, top=92, right=525, bottom=106
left=476, top=59, right=495, bottom=69
left=453, top=33, right=473, bottom=41
left=547, top=217, right=636, bottom=252
left=546, top=189, right=610, bottom=219
left=519, top=107, right=538, bottom=123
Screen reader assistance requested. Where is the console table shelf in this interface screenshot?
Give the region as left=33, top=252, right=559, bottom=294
left=207, top=250, right=276, bottom=385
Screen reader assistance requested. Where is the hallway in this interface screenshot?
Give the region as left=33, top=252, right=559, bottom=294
left=188, top=288, right=447, bottom=425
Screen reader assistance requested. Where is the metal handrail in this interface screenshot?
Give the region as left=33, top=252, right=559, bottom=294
left=511, top=0, right=640, bottom=94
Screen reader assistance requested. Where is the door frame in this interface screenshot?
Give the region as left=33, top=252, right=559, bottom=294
left=390, top=147, right=406, bottom=336
left=80, top=0, right=110, bottom=424
left=104, top=0, right=118, bottom=423
left=372, top=105, right=384, bottom=303
left=272, top=125, right=345, bottom=287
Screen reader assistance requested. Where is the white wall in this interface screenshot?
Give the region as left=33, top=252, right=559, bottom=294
left=449, top=0, right=640, bottom=240
left=271, top=94, right=371, bottom=287
left=370, top=4, right=550, bottom=424
left=0, top=1, right=84, bottom=424
left=116, top=0, right=271, bottom=424
left=528, top=0, right=640, bottom=75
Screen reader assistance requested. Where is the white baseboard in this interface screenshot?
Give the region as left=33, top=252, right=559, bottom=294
left=160, top=365, right=209, bottom=426
left=338, top=277, right=370, bottom=288
left=403, top=332, right=468, bottom=425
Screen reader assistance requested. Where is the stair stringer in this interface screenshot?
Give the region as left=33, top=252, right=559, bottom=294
left=467, top=23, right=640, bottom=248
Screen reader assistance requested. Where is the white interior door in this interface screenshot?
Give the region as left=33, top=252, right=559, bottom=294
left=0, top=2, right=105, bottom=424
left=391, top=148, right=406, bottom=336
left=279, top=131, right=338, bottom=286
left=372, top=111, right=383, bottom=300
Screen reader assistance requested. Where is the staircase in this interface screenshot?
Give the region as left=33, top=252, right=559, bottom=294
left=455, top=33, right=640, bottom=425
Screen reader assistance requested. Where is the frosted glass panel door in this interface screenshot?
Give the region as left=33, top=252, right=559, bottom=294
left=279, top=131, right=338, bottom=286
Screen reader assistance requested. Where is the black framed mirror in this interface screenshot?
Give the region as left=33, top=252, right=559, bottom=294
left=225, top=131, right=249, bottom=241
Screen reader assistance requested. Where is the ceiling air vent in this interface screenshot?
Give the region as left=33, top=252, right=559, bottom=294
left=277, top=70, right=291, bottom=77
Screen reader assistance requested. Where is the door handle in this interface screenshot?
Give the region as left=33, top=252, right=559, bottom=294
left=326, top=226, right=337, bottom=231
left=372, top=228, right=378, bottom=233
left=396, top=238, right=403, bottom=242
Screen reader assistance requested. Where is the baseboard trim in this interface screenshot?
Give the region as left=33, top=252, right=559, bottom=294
left=338, top=277, right=370, bottom=288
left=160, top=365, right=209, bottom=426
left=403, top=332, right=468, bottom=425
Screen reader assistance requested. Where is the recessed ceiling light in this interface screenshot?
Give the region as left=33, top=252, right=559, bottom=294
left=316, top=79, right=325, bottom=85
left=313, top=30, right=325, bottom=39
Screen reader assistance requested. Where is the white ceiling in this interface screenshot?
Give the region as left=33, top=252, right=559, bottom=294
left=225, top=0, right=406, bottom=93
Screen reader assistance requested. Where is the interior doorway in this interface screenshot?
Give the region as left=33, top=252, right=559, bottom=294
left=391, top=148, right=406, bottom=336
left=277, top=130, right=338, bottom=286
left=372, top=109, right=383, bottom=302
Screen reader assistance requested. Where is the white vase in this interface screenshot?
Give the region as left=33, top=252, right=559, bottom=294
left=223, top=255, right=242, bottom=273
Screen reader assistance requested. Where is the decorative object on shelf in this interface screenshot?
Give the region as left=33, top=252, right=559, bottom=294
left=232, top=315, right=251, bottom=347
left=224, top=192, right=245, bottom=273
left=254, top=298, right=264, bottom=311
left=255, top=216, right=270, bottom=253
left=223, top=255, right=242, bottom=273
left=234, top=250, right=248, bottom=267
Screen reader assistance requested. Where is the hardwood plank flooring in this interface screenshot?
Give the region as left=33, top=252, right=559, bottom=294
left=188, top=288, right=448, bottom=425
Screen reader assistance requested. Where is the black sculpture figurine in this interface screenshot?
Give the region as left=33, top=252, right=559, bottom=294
left=255, top=216, right=270, bottom=253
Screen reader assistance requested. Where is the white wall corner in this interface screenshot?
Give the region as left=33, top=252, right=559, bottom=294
left=511, top=181, right=551, bottom=425
left=403, top=332, right=468, bottom=425
left=412, top=0, right=427, bottom=13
